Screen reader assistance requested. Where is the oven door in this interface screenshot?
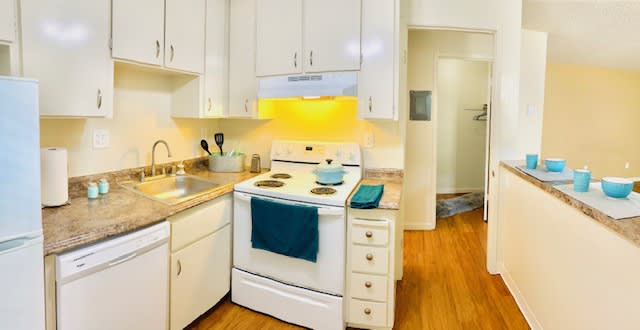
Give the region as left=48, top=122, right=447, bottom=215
left=233, top=191, right=345, bottom=296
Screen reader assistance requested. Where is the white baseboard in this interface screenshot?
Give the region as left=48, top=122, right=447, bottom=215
left=403, top=222, right=435, bottom=231
left=436, top=187, right=485, bottom=194
left=500, top=266, right=541, bottom=330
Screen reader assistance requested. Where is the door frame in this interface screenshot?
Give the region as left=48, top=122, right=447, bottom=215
left=433, top=55, right=494, bottom=221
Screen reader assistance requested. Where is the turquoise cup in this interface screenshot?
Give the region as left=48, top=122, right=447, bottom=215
left=573, top=169, right=591, bottom=192
left=526, top=154, right=538, bottom=169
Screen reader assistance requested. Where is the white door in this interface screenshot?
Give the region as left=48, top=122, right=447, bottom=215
left=229, top=0, right=258, bottom=118
left=358, top=0, right=395, bottom=119
left=170, top=225, right=231, bottom=330
left=0, top=0, right=15, bottom=42
left=112, top=0, right=165, bottom=66
left=21, top=0, right=113, bottom=118
left=303, top=0, right=361, bottom=73
left=165, top=0, right=206, bottom=74
left=203, top=0, right=229, bottom=117
left=255, top=0, right=302, bottom=76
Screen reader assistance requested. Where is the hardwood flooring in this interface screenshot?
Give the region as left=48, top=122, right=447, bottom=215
left=187, top=206, right=528, bottom=330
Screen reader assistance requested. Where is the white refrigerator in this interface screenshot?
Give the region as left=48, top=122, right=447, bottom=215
left=0, top=76, right=46, bottom=330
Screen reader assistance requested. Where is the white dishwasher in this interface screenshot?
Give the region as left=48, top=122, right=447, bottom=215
left=56, top=221, right=170, bottom=330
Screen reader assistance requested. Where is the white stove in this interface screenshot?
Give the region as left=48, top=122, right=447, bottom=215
left=231, top=140, right=362, bottom=330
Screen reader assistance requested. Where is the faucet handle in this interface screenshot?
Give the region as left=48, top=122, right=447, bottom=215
left=140, top=169, right=146, bottom=182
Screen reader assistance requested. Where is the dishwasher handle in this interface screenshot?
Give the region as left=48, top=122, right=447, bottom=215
left=108, top=252, right=138, bottom=267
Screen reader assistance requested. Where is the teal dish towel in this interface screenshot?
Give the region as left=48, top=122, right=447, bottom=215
left=250, top=197, right=319, bottom=263
left=350, top=184, right=384, bottom=209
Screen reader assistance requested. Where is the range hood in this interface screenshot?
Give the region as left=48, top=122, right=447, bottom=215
left=257, top=72, right=357, bottom=99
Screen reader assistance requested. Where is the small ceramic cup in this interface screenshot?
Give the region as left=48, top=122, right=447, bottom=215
left=87, top=182, right=99, bottom=199
left=525, top=154, right=538, bottom=169
left=573, top=169, right=591, bottom=192
left=98, top=178, right=109, bottom=194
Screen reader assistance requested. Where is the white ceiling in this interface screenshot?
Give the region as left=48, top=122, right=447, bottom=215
left=523, top=0, right=640, bottom=71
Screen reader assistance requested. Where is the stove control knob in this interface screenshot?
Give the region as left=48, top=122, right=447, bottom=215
left=335, top=149, right=343, bottom=159
left=349, top=153, right=356, bottom=162
left=286, top=148, right=292, bottom=156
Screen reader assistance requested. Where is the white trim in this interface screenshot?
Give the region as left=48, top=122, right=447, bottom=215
left=436, top=187, right=485, bottom=194
left=402, top=222, right=435, bottom=231
left=500, top=265, right=542, bottom=330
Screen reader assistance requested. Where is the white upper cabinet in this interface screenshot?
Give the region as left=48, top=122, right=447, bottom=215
left=358, top=0, right=396, bottom=120
left=21, top=0, right=113, bottom=117
left=165, top=0, right=206, bottom=74
left=255, top=0, right=302, bottom=76
left=304, top=0, right=361, bottom=73
left=112, top=0, right=165, bottom=67
left=203, top=0, right=229, bottom=117
left=229, top=0, right=260, bottom=118
left=0, top=0, right=15, bottom=42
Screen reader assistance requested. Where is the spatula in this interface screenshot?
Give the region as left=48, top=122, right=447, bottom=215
left=214, top=133, right=224, bottom=155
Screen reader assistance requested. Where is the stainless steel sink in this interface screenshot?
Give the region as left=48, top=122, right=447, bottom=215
left=120, top=175, right=220, bottom=205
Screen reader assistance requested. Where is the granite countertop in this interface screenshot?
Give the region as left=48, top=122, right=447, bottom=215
left=42, top=159, right=262, bottom=256
left=348, top=169, right=403, bottom=210
left=500, top=161, right=640, bottom=248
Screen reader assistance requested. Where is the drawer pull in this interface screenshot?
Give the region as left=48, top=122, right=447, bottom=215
left=366, top=253, right=374, bottom=261
left=365, top=231, right=373, bottom=238
left=365, top=281, right=372, bottom=288
left=364, top=308, right=372, bottom=315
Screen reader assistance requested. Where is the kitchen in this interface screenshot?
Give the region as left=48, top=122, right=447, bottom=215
left=2, top=0, right=640, bottom=330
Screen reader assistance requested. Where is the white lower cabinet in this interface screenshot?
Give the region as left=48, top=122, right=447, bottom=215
left=346, top=209, right=399, bottom=329
left=169, top=194, right=232, bottom=330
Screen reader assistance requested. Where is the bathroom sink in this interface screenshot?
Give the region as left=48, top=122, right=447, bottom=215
left=120, top=175, right=220, bottom=205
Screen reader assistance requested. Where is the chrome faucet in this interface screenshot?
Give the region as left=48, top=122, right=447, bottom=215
left=151, top=140, right=172, bottom=176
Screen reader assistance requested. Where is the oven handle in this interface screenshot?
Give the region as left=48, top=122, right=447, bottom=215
left=235, top=192, right=344, bottom=216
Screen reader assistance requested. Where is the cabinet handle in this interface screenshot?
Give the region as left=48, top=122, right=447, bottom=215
left=294, top=52, right=297, bottom=68
left=208, top=97, right=212, bottom=112
left=365, top=281, right=372, bottom=288
left=97, top=89, right=102, bottom=109
left=366, top=253, right=373, bottom=261
left=364, top=308, right=372, bottom=315
left=170, top=44, right=175, bottom=61
left=155, top=40, right=160, bottom=58
left=309, top=51, right=313, bottom=66
left=177, top=260, right=182, bottom=276
left=368, top=97, right=373, bottom=112
left=365, top=230, right=373, bottom=238
left=244, top=99, right=249, bottom=112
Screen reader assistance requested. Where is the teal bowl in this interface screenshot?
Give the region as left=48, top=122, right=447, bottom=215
left=544, top=158, right=566, bottom=172
left=601, top=177, right=633, bottom=198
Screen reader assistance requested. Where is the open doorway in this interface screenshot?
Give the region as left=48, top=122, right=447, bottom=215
left=403, top=29, right=494, bottom=230
left=435, top=58, right=492, bottom=220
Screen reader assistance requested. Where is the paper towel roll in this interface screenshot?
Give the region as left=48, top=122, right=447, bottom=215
left=41, top=147, right=68, bottom=207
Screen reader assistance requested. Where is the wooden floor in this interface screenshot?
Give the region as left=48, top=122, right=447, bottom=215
left=187, top=205, right=529, bottom=330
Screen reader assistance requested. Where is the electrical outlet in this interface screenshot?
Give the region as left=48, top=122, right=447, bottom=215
left=364, top=131, right=375, bottom=148
left=526, top=104, right=537, bottom=116
left=625, top=162, right=630, bottom=169
left=93, top=129, right=110, bottom=149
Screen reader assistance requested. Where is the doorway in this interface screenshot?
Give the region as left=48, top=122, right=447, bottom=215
left=435, top=58, right=491, bottom=220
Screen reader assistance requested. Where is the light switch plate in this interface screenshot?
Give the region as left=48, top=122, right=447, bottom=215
left=93, top=129, right=110, bottom=149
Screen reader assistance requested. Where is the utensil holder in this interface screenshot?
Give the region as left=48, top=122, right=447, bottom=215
left=208, top=153, right=245, bottom=172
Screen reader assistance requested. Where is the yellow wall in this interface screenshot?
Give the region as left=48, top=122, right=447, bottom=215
left=542, top=62, right=640, bottom=178
left=219, top=99, right=403, bottom=169
left=40, top=66, right=219, bottom=177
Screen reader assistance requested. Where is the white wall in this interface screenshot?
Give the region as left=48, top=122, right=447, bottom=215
left=436, top=59, right=490, bottom=194
left=518, top=30, right=548, bottom=156
left=404, top=30, right=493, bottom=230
left=40, top=65, right=219, bottom=177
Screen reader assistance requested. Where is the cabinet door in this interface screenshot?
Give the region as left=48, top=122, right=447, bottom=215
left=255, top=0, right=302, bottom=76
left=304, top=0, right=361, bottom=73
left=358, top=0, right=395, bottom=119
left=203, top=0, right=229, bottom=117
left=0, top=0, right=15, bottom=42
left=165, top=0, right=206, bottom=74
left=170, top=225, right=231, bottom=330
left=21, top=0, right=113, bottom=117
left=112, top=0, right=165, bottom=66
left=228, top=0, right=259, bottom=117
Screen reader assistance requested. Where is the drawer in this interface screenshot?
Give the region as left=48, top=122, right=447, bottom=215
left=351, top=245, right=389, bottom=275
left=351, top=220, right=389, bottom=246
left=348, top=298, right=387, bottom=327
left=350, top=273, right=387, bottom=302
left=169, top=194, right=232, bottom=251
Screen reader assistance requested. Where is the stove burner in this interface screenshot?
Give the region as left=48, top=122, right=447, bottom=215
left=315, top=181, right=343, bottom=186
left=254, top=180, right=285, bottom=188
left=311, top=187, right=337, bottom=195
left=270, top=173, right=292, bottom=179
